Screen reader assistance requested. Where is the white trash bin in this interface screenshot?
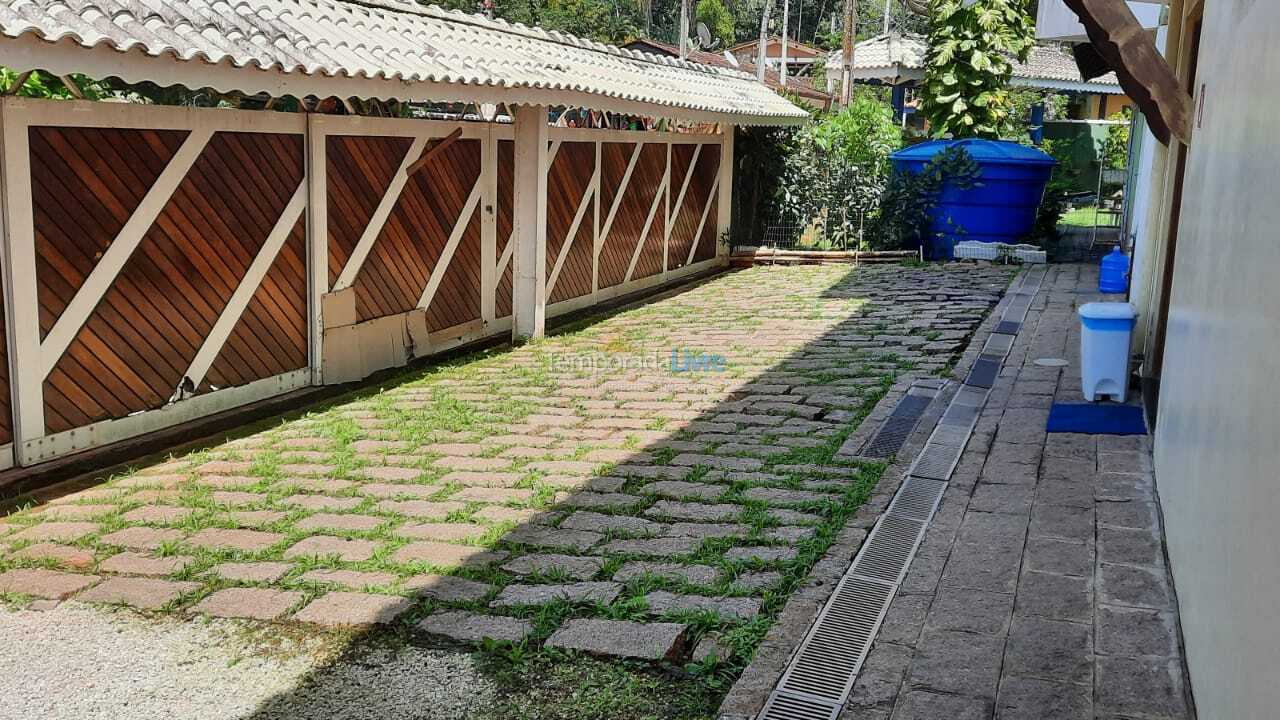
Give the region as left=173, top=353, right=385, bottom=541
left=1078, top=302, right=1138, bottom=402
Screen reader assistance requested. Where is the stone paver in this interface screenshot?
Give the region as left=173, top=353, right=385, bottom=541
left=211, top=561, right=294, bottom=583
left=99, top=552, right=194, bottom=577
left=283, top=536, right=378, bottom=562
left=292, top=592, right=412, bottom=626
left=193, top=588, right=303, bottom=620
left=834, top=264, right=1192, bottom=719
left=0, top=568, right=99, bottom=600
left=545, top=619, right=687, bottom=660
left=76, top=578, right=200, bottom=610
left=418, top=610, right=533, bottom=643
left=186, top=528, right=284, bottom=553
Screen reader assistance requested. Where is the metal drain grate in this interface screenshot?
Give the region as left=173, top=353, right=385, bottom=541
left=850, top=515, right=927, bottom=584
left=940, top=402, right=980, bottom=426
left=929, top=423, right=970, bottom=447
left=994, top=320, right=1021, bottom=335
left=759, top=690, right=841, bottom=720
left=911, top=442, right=962, bottom=481
left=984, top=332, right=1015, bottom=356
left=953, top=385, right=989, bottom=407
left=965, top=357, right=1000, bottom=388
left=859, top=390, right=933, bottom=458
left=887, top=476, right=948, bottom=521
left=775, top=574, right=896, bottom=703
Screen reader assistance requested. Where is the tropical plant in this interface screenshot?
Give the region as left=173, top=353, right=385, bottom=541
left=696, top=0, right=735, bottom=45
left=920, top=0, right=1036, bottom=139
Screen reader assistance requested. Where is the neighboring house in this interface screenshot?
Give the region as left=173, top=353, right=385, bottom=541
left=1043, top=0, right=1280, bottom=717
left=823, top=34, right=1128, bottom=119
left=625, top=38, right=833, bottom=112
left=727, top=36, right=825, bottom=78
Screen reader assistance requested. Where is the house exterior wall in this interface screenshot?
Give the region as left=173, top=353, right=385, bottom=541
left=1153, top=1, right=1280, bottom=717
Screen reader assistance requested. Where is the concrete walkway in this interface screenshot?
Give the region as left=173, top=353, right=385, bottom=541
left=844, top=263, right=1194, bottom=719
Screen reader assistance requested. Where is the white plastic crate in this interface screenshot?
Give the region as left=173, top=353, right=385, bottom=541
left=953, top=241, right=1000, bottom=261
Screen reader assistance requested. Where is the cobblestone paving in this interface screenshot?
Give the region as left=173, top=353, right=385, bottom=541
left=843, top=263, right=1193, bottom=720
left=0, top=264, right=1012, bottom=666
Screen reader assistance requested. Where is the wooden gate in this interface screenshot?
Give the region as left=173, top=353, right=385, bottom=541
left=0, top=99, right=732, bottom=469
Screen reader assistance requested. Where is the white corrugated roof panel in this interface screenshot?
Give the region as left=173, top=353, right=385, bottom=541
left=0, top=0, right=808, bottom=124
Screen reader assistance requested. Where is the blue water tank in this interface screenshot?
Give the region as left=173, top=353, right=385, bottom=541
left=1099, top=246, right=1131, bottom=294
left=890, top=139, right=1056, bottom=260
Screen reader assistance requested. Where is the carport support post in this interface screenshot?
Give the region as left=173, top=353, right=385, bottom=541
left=511, top=103, right=549, bottom=341
left=717, top=126, right=735, bottom=256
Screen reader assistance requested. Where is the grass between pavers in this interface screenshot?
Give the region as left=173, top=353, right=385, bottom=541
left=0, top=265, right=1013, bottom=718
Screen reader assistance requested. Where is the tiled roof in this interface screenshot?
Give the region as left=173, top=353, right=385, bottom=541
left=826, top=34, right=1121, bottom=92
left=0, top=0, right=807, bottom=124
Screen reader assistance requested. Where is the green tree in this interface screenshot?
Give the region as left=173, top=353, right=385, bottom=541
left=920, top=0, right=1036, bottom=139
left=1102, top=107, right=1133, bottom=170
left=696, top=0, right=735, bottom=45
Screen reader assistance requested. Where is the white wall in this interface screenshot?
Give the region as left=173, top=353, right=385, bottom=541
left=1154, top=1, right=1280, bottom=717
left=1036, top=0, right=1165, bottom=41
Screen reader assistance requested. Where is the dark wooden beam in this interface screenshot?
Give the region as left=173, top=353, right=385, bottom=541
left=406, top=128, right=464, bottom=177
left=1063, top=0, right=1192, bottom=146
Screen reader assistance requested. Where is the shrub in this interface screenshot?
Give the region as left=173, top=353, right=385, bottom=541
left=872, top=145, right=982, bottom=252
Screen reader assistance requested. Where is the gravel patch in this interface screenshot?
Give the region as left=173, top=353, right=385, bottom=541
left=0, top=604, right=495, bottom=720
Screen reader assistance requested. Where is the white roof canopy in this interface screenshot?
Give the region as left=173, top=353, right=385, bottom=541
left=0, top=0, right=808, bottom=125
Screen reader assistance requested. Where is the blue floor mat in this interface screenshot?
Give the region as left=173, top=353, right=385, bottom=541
left=1047, top=403, right=1148, bottom=435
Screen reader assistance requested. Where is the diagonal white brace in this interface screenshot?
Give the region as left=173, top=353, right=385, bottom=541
left=686, top=174, right=721, bottom=266
left=332, top=135, right=430, bottom=292
left=171, top=181, right=307, bottom=401
left=623, top=171, right=669, bottom=284
left=546, top=167, right=598, bottom=298
left=40, top=127, right=214, bottom=380
left=419, top=179, right=483, bottom=310
left=597, top=142, right=644, bottom=253
left=496, top=230, right=515, bottom=280
left=667, top=144, right=703, bottom=229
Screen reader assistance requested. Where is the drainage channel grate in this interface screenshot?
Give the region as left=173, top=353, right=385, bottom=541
left=910, top=441, right=963, bottom=481
left=984, top=332, right=1015, bottom=356
left=775, top=574, right=897, bottom=704
left=849, top=515, right=927, bottom=584
left=758, top=690, right=841, bottom=720
left=886, top=476, right=948, bottom=521
left=965, top=357, right=1000, bottom=388
left=858, top=390, right=934, bottom=459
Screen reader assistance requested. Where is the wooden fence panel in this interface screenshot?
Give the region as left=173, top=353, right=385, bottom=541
left=546, top=142, right=595, bottom=305
left=325, top=135, right=412, bottom=289
left=599, top=143, right=664, bottom=288
left=669, top=144, right=721, bottom=270
left=35, top=128, right=306, bottom=434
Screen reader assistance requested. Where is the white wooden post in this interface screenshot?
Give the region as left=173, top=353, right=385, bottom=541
left=511, top=104, right=548, bottom=341
left=480, top=128, right=498, bottom=324
left=0, top=98, right=45, bottom=456
left=717, top=127, right=736, bottom=257
left=305, top=114, right=327, bottom=385
left=592, top=141, right=602, bottom=296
